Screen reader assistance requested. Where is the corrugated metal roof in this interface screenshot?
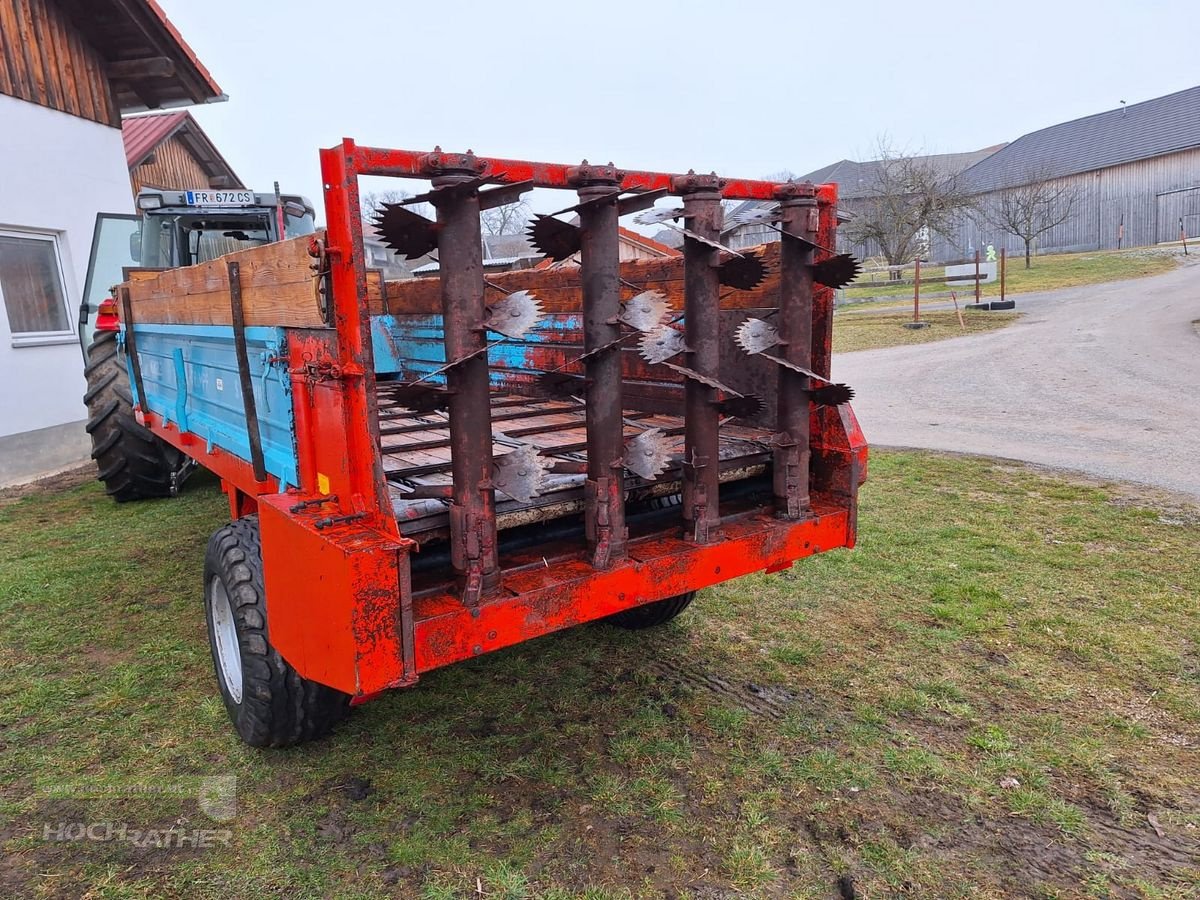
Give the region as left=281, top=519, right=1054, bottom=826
left=122, top=111, right=242, bottom=187
left=122, top=111, right=189, bottom=167
left=964, top=85, right=1200, bottom=191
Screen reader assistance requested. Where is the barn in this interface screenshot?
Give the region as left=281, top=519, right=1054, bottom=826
left=939, top=85, right=1200, bottom=259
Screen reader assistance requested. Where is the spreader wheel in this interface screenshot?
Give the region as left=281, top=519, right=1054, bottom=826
left=83, top=329, right=193, bottom=502
left=203, top=517, right=351, bottom=747
left=607, top=592, right=696, bottom=629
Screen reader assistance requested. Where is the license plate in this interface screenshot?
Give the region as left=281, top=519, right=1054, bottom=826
left=184, top=190, right=255, bottom=206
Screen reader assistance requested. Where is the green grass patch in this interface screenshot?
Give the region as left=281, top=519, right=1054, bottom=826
left=833, top=308, right=1019, bottom=352
left=843, top=247, right=1179, bottom=302
left=2, top=453, right=1199, bottom=898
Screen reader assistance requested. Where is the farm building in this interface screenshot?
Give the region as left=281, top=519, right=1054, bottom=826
left=722, top=84, right=1200, bottom=264
left=0, top=0, right=223, bottom=486
left=935, top=84, right=1200, bottom=260
left=721, top=146, right=1004, bottom=257
left=123, top=110, right=241, bottom=195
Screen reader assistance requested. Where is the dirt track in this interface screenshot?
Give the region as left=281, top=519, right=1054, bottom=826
left=836, top=259, right=1200, bottom=500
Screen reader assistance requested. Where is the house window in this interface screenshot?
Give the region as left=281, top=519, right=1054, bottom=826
left=0, top=230, right=72, bottom=345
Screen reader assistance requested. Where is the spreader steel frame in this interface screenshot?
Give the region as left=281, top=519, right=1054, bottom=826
left=126, top=139, right=867, bottom=704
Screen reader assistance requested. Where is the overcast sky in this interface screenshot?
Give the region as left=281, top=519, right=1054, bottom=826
left=159, top=0, right=1198, bottom=221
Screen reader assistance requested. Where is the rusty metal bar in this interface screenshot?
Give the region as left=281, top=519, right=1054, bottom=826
left=432, top=163, right=499, bottom=604
left=117, top=285, right=148, bottom=415
left=227, top=261, right=267, bottom=483
left=774, top=184, right=817, bottom=519
left=571, top=165, right=627, bottom=568
left=674, top=174, right=725, bottom=543
left=350, top=145, right=785, bottom=201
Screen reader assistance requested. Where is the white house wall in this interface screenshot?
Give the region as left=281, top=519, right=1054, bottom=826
left=0, top=94, right=132, bottom=485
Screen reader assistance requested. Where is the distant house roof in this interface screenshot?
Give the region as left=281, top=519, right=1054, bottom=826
left=618, top=226, right=681, bottom=257
left=963, top=85, right=1200, bottom=191
left=413, top=257, right=523, bottom=275
left=122, top=111, right=241, bottom=185
left=60, top=0, right=225, bottom=112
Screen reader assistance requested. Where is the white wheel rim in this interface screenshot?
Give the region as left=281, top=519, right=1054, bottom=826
left=209, top=576, right=243, bottom=704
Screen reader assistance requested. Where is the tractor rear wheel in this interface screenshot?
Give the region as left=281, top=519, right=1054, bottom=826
left=607, top=592, right=696, bottom=629
left=83, top=330, right=192, bottom=502
left=203, top=517, right=351, bottom=747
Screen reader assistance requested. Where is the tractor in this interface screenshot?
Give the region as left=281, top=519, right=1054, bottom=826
left=80, top=188, right=315, bottom=501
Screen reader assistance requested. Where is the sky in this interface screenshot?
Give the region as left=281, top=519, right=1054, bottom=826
left=158, top=0, right=1199, bottom=223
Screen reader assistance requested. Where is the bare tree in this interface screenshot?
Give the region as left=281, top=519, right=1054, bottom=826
left=480, top=199, right=531, bottom=236
left=988, top=170, right=1080, bottom=268
left=842, top=141, right=976, bottom=267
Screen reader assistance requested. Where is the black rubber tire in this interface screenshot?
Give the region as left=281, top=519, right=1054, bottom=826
left=203, top=517, right=351, bottom=747
left=607, top=592, right=696, bottom=629
left=83, top=329, right=190, bottom=502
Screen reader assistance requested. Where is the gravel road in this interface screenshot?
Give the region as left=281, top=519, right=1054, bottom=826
left=836, top=258, right=1200, bottom=499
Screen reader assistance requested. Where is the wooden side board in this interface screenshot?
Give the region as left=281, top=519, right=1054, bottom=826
left=383, top=243, right=786, bottom=315
left=123, top=233, right=327, bottom=328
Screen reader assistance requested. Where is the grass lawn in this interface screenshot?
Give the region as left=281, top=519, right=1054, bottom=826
left=843, top=248, right=1179, bottom=303
left=2, top=453, right=1198, bottom=899
left=833, top=309, right=1019, bottom=353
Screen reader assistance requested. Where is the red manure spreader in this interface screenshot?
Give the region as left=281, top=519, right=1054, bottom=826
left=101, top=141, right=867, bottom=746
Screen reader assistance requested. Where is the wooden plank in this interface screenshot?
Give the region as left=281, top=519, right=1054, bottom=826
left=13, top=0, right=46, bottom=106
left=0, top=0, right=16, bottom=95
left=122, top=233, right=326, bottom=328
left=384, top=243, right=784, bottom=314
left=62, top=21, right=95, bottom=122
left=28, top=0, right=59, bottom=110
left=0, top=0, right=34, bottom=101
left=43, top=0, right=76, bottom=117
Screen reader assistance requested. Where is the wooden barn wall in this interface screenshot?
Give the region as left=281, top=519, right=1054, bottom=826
left=929, top=147, right=1200, bottom=261
left=131, top=133, right=215, bottom=193
left=0, top=0, right=119, bottom=126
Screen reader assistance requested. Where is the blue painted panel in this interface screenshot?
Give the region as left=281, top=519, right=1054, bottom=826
left=123, top=324, right=299, bottom=488
left=371, top=313, right=588, bottom=384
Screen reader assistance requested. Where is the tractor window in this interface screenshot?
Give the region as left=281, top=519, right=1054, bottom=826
left=183, top=215, right=273, bottom=264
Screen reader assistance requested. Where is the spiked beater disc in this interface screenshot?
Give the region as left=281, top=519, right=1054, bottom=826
left=624, top=428, right=673, bottom=481
left=638, top=326, right=689, bottom=364
left=812, top=253, right=862, bottom=290
left=634, top=207, right=685, bottom=226
left=618, top=291, right=671, bottom=332
left=527, top=214, right=581, bottom=261
left=374, top=203, right=439, bottom=259
left=492, top=443, right=549, bottom=503
left=809, top=383, right=855, bottom=406
left=484, top=290, right=542, bottom=339
left=734, top=318, right=783, bottom=356
left=716, top=394, right=765, bottom=419
left=718, top=252, right=768, bottom=290
left=728, top=205, right=781, bottom=227
left=403, top=175, right=492, bottom=207
left=659, top=362, right=741, bottom=394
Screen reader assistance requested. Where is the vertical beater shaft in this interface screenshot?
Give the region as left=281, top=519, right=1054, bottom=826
left=674, top=174, right=724, bottom=543
left=773, top=183, right=818, bottom=518
left=571, top=165, right=628, bottom=568
left=434, top=166, right=500, bottom=603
